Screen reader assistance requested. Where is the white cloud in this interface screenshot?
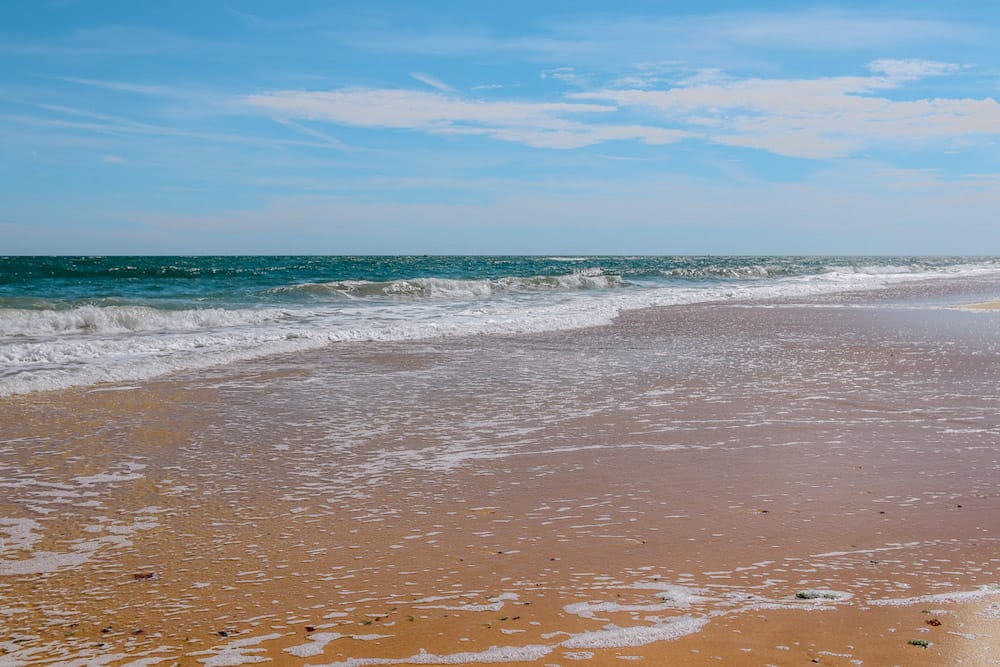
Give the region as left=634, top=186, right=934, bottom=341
left=243, top=59, right=997, bottom=158
left=572, top=60, right=1000, bottom=159
left=410, top=72, right=453, bottom=92
left=540, top=67, right=585, bottom=86
left=244, top=88, right=689, bottom=149
left=867, top=58, right=962, bottom=81
left=270, top=117, right=351, bottom=150
left=56, top=76, right=177, bottom=96
left=247, top=88, right=611, bottom=128
left=101, top=154, right=124, bottom=164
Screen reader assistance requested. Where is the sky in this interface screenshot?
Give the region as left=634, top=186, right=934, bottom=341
left=2, top=0, right=1000, bottom=255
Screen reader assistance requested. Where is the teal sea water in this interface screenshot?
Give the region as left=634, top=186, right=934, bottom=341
left=2, top=255, right=998, bottom=395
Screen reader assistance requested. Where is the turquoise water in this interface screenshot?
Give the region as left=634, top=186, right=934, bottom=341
left=2, top=255, right=989, bottom=306
left=1, top=255, right=998, bottom=395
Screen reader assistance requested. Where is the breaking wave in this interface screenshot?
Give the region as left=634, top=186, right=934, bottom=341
left=3, top=255, right=1000, bottom=396
left=269, top=270, right=623, bottom=300
left=0, top=305, right=291, bottom=337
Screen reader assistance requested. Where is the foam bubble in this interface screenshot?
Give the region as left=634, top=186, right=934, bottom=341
left=284, top=633, right=343, bottom=658
left=0, top=515, right=158, bottom=576
left=0, top=518, right=44, bottom=555
left=867, top=585, right=1000, bottom=607
left=560, top=617, right=708, bottom=649
left=193, top=633, right=283, bottom=666
left=73, top=471, right=145, bottom=486
left=312, top=644, right=554, bottom=666
left=5, top=261, right=1000, bottom=396
left=0, top=305, right=290, bottom=337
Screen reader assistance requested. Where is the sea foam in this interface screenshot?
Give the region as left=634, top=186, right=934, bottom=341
left=3, top=257, right=999, bottom=396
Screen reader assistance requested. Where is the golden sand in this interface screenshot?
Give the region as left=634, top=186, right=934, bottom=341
left=2, top=304, right=999, bottom=665
left=962, top=300, right=1000, bottom=310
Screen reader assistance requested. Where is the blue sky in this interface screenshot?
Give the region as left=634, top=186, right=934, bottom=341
left=2, top=1, right=999, bottom=254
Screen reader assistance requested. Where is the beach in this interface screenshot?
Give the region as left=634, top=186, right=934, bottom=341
left=6, top=0, right=1000, bottom=662
left=2, top=272, right=1000, bottom=665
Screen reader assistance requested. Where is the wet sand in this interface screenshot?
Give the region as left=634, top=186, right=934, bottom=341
left=2, top=287, right=1000, bottom=665
left=963, top=300, right=1000, bottom=310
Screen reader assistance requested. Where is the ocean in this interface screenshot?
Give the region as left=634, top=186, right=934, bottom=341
left=2, top=255, right=999, bottom=396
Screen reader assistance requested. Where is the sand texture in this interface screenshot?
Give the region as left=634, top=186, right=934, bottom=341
left=962, top=300, right=1000, bottom=310
left=1, top=295, right=999, bottom=665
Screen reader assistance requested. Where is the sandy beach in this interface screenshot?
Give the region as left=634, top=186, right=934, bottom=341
left=2, top=284, right=999, bottom=666
left=962, top=300, right=1000, bottom=311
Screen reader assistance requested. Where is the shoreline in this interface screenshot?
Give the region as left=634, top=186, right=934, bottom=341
left=2, top=290, right=999, bottom=665
left=961, top=300, right=1000, bottom=311
left=4, top=266, right=1000, bottom=400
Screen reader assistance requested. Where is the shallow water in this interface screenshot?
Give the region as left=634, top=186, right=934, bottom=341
left=3, top=255, right=999, bottom=395
left=2, top=277, right=999, bottom=665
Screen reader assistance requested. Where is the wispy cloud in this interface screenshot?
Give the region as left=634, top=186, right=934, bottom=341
left=244, top=88, right=689, bottom=149
left=867, top=58, right=962, bottom=81
left=242, top=59, right=997, bottom=158
left=0, top=107, right=353, bottom=153
left=540, top=67, right=586, bottom=86
left=53, top=75, right=179, bottom=97
left=270, top=117, right=352, bottom=150
left=572, top=59, right=999, bottom=158
left=410, top=72, right=453, bottom=92
left=226, top=7, right=271, bottom=29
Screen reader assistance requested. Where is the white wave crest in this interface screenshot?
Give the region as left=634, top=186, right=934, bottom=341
left=0, top=305, right=290, bottom=337
left=273, top=271, right=622, bottom=299
left=3, top=261, right=1000, bottom=396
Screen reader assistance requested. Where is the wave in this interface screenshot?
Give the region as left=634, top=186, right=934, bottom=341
left=0, top=297, right=626, bottom=395
left=659, top=264, right=781, bottom=279
left=0, top=259, right=270, bottom=283
left=0, top=305, right=291, bottom=338
left=269, top=270, right=623, bottom=299
left=652, top=259, right=991, bottom=281
left=3, top=258, right=1000, bottom=396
